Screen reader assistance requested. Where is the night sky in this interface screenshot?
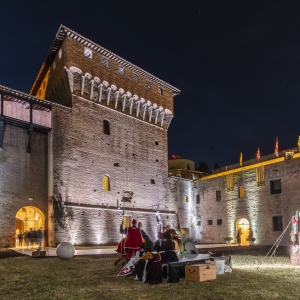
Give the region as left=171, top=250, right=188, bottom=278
left=1, top=1, right=300, bottom=170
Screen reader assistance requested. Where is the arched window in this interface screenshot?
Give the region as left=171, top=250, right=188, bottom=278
left=103, top=175, right=110, bottom=191
left=103, top=120, right=110, bottom=135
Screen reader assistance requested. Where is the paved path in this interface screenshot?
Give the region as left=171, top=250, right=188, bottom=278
left=12, top=243, right=238, bottom=257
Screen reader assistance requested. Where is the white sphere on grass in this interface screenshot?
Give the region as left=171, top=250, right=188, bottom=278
left=56, top=242, right=75, bottom=260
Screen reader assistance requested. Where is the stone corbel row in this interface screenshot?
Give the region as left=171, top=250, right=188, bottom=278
left=65, top=66, right=173, bottom=128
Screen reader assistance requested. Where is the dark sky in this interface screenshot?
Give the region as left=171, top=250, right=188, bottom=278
left=1, top=1, right=300, bottom=170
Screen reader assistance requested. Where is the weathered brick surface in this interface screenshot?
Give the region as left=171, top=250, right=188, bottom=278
left=0, top=125, right=48, bottom=247
left=189, top=158, right=300, bottom=246
left=51, top=95, right=179, bottom=245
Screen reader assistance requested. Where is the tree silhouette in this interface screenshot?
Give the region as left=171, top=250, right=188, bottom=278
left=214, top=162, right=220, bottom=170
left=196, top=162, right=209, bottom=174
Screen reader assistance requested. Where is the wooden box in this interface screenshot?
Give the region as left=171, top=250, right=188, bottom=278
left=32, top=250, right=46, bottom=257
left=185, top=264, right=216, bottom=282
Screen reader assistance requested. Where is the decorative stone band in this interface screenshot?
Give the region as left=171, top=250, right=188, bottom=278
left=65, top=66, right=173, bottom=129
left=62, top=201, right=176, bottom=215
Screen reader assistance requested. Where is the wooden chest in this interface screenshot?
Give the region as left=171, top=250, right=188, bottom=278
left=185, top=264, right=216, bottom=282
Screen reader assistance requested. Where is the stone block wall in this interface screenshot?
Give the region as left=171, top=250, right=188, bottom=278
left=0, top=125, right=48, bottom=247
left=191, top=157, right=300, bottom=246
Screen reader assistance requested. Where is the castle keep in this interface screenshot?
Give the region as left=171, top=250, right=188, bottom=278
left=0, top=25, right=181, bottom=247
left=0, top=25, right=299, bottom=247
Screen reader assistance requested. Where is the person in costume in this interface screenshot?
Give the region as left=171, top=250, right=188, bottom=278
left=134, top=245, right=162, bottom=285
left=114, top=237, right=127, bottom=266
left=120, top=219, right=143, bottom=260
left=290, top=230, right=296, bottom=246
left=236, top=228, right=243, bottom=245
left=169, top=229, right=184, bottom=254
left=153, top=231, right=179, bottom=263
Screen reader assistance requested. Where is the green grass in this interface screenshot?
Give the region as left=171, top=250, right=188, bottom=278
left=0, top=253, right=299, bottom=300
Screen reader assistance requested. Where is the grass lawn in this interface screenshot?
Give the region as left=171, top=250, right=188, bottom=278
left=0, top=250, right=299, bottom=300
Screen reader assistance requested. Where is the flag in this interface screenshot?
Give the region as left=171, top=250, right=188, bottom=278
left=275, top=137, right=279, bottom=157
left=240, top=152, right=242, bottom=166
left=298, top=136, right=300, bottom=148
left=257, top=148, right=260, bottom=162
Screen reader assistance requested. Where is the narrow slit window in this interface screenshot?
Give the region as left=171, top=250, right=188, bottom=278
left=184, top=195, right=188, bottom=202
left=103, top=175, right=110, bottom=191
left=216, top=190, right=221, bottom=201
left=273, top=216, right=283, bottom=231
left=196, top=195, right=200, bottom=204
left=103, top=120, right=110, bottom=135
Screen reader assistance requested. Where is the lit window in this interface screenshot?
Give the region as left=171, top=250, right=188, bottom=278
left=273, top=216, right=283, bottom=231
left=216, top=190, right=221, bottom=201
left=184, top=195, right=188, bottom=202
left=217, top=219, right=222, bottom=225
left=103, top=120, right=110, bottom=135
left=118, top=66, right=124, bottom=75
left=146, top=81, right=151, bottom=88
left=207, top=220, right=213, bottom=225
left=196, top=195, right=200, bottom=204
left=270, top=179, right=281, bottom=194
left=133, top=74, right=138, bottom=82
left=103, top=175, right=110, bottom=191
left=102, top=58, right=108, bottom=67
left=238, top=186, right=245, bottom=199
left=158, top=87, right=163, bottom=94
left=84, top=48, right=92, bottom=59
left=59, top=49, right=62, bottom=59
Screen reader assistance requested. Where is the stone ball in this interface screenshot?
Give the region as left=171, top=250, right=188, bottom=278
left=56, top=242, right=75, bottom=260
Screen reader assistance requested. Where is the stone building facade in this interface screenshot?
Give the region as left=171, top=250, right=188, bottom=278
left=170, top=151, right=300, bottom=246
left=0, top=25, right=299, bottom=247
left=0, top=25, right=181, bottom=247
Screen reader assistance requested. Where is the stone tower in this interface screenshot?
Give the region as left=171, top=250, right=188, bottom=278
left=30, top=25, right=181, bottom=245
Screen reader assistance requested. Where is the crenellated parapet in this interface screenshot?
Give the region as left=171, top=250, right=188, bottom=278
left=65, top=66, right=173, bottom=129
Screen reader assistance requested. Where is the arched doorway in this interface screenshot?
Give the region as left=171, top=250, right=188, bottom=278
left=15, top=206, right=45, bottom=248
left=236, top=218, right=250, bottom=246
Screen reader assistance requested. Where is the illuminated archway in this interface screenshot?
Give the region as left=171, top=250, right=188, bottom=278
left=236, top=218, right=250, bottom=246
left=15, top=206, right=45, bottom=247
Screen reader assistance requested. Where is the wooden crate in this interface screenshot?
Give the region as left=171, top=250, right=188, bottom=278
left=32, top=250, right=46, bottom=257
left=185, top=264, right=216, bottom=282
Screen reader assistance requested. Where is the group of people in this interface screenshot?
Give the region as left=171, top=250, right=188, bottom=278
left=115, top=219, right=184, bottom=284
left=16, top=228, right=43, bottom=248
left=236, top=227, right=254, bottom=245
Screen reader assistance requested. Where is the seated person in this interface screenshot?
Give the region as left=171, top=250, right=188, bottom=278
left=153, top=232, right=179, bottom=263
left=134, top=245, right=162, bottom=285
left=170, top=229, right=185, bottom=255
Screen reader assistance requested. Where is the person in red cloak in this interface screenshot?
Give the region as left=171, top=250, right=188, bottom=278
left=120, top=219, right=143, bottom=260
